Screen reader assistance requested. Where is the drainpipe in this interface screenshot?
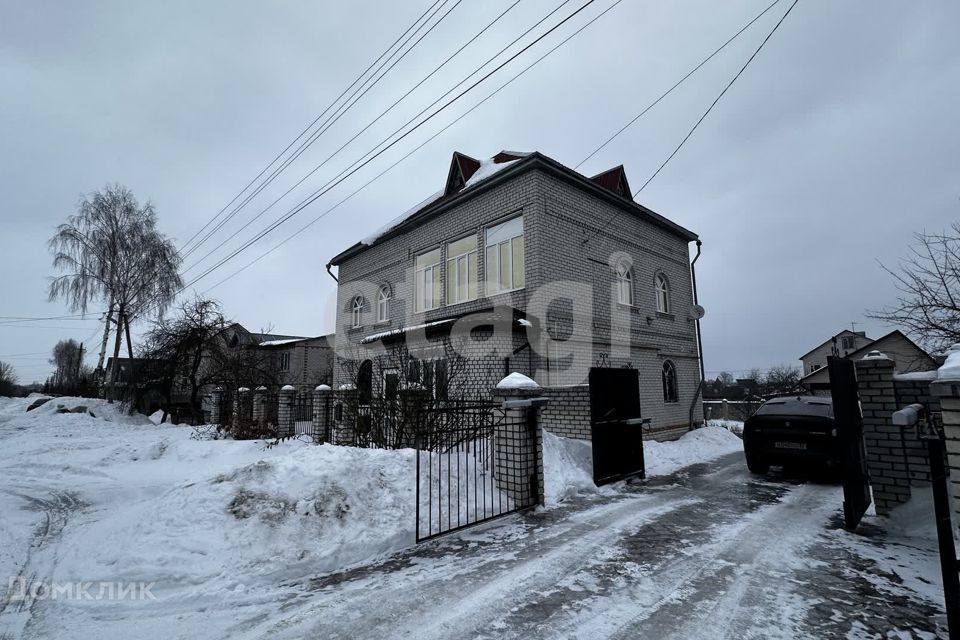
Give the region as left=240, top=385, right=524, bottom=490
left=325, top=262, right=338, bottom=283
left=688, top=240, right=705, bottom=430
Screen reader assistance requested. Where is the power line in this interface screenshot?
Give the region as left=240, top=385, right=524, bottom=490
left=203, top=0, right=628, bottom=294
left=177, top=0, right=446, bottom=255
left=182, top=0, right=598, bottom=289
left=575, top=0, right=783, bottom=171
left=584, top=0, right=800, bottom=245
left=181, top=0, right=460, bottom=261
left=183, top=0, right=571, bottom=278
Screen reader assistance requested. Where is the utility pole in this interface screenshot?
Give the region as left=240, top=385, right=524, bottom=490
left=76, top=342, right=84, bottom=384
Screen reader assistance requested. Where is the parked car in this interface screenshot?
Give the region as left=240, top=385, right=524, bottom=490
left=742, top=396, right=840, bottom=474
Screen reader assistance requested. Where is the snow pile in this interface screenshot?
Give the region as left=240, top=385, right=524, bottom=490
left=542, top=431, right=598, bottom=505
left=939, top=343, right=960, bottom=380
left=644, top=426, right=743, bottom=477
left=496, top=372, right=539, bottom=390
left=707, top=418, right=745, bottom=436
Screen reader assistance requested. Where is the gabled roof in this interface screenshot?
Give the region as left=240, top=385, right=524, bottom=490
left=590, top=165, right=632, bottom=198
left=328, top=150, right=698, bottom=266
left=798, top=329, right=870, bottom=361
left=799, top=329, right=936, bottom=382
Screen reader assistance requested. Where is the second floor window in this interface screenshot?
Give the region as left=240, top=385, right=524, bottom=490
left=279, top=352, right=291, bottom=371
left=446, top=235, right=478, bottom=304
left=616, top=261, right=633, bottom=306
left=352, top=296, right=364, bottom=328
left=415, top=247, right=442, bottom=312
left=655, top=273, right=671, bottom=314
left=377, top=286, right=390, bottom=322
left=840, top=336, right=854, bottom=350
left=485, top=216, right=524, bottom=294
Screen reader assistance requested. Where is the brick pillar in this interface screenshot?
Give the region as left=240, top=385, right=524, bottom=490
left=235, top=387, right=250, bottom=426
left=855, top=354, right=910, bottom=515
left=278, top=385, right=295, bottom=437
left=932, top=378, right=960, bottom=531
left=209, top=387, right=222, bottom=425
left=252, top=386, right=267, bottom=426
left=332, top=388, right=357, bottom=445
left=313, top=385, right=332, bottom=443
left=492, top=384, right=546, bottom=507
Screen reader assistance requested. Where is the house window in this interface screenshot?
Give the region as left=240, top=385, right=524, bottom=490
left=352, top=296, right=364, bottom=328
left=655, top=273, right=671, bottom=314
left=415, top=248, right=442, bottom=312
left=377, top=286, right=390, bottom=323
left=662, top=359, right=678, bottom=403
left=446, top=235, right=478, bottom=304
left=811, top=363, right=822, bottom=373
left=279, top=352, right=291, bottom=372
left=841, top=336, right=854, bottom=350
left=485, top=216, right=524, bottom=294
left=616, top=261, right=633, bottom=306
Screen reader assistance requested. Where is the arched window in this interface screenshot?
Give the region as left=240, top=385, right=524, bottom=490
left=616, top=261, right=633, bottom=306
left=352, top=296, right=364, bottom=328
left=662, top=359, right=678, bottom=403
left=655, top=273, right=670, bottom=314
left=377, top=286, right=390, bottom=322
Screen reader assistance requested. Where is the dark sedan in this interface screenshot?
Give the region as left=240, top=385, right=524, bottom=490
left=742, top=396, right=840, bottom=474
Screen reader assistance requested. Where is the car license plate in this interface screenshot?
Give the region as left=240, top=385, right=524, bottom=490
left=775, top=441, right=806, bottom=450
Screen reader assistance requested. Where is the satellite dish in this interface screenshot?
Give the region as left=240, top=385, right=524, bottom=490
left=690, top=304, right=706, bottom=320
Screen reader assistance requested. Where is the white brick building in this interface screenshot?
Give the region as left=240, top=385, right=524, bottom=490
left=326, top=151, right=704, bottom=436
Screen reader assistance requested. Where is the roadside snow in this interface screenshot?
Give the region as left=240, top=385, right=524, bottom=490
left=644, top=426, right=743, bottom=477
left=707, top=418, right=745, bottom=436
left=542, top=431, right=599, bottom=505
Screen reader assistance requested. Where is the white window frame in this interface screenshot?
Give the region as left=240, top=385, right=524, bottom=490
left=352, top=296, right=364, bottom=328
left=377, top=286, right=390, bottom=323
left=446, top=235, right=478, bottom=305
left=485, top=216, right=524, bottom=295
left=616, top=261, right=633, bottom=306
left=415, top=248, right=442, bottom=312
left=655, top=273, right=671, bottom=314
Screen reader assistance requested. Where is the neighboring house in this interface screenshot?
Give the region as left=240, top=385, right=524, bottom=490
left=327, top=150, right=704, bottom=435
left=258, top=333, right=335, bottom=391
left=799, top=329, right=873, bottom=376
left=103, top=357, right=172, bottom=413
left=800, top=329, right=938, bottom=390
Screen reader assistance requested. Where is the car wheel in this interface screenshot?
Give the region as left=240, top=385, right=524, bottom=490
left=746, top=454, right=769, bottom=475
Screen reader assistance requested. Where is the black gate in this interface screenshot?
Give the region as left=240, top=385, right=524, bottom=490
left=293, top=393, right=313, bottom=436
left=415, top=401, right=538, bottom=542
left=827, top=356, right=872, bottom=530
left=589, top=367, right=646, bottom=485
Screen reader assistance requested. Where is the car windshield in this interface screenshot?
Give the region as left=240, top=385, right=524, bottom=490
left=755, top=397, right=834, bottom=418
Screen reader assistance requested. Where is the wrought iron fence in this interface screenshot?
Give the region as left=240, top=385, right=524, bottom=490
left=293, top=393, right=313, bottom=436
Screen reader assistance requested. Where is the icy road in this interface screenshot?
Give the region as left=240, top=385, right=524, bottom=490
left=241, top=454, right=945, bottom=640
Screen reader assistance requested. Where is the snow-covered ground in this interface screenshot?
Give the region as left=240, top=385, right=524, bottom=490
left=0, top=402, right=946, bottom=638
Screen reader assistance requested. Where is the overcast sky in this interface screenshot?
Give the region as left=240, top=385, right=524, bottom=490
left=1, top=0, right=957, bottom=383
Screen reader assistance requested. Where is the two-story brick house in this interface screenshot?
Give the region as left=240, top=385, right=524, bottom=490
left=326, top=150, right=704, bottom=435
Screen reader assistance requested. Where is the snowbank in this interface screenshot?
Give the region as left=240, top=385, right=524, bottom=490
left=542, top=431, right=598, bottom=505
left=644, top=426, right=743, bottom=477
left=707, top=418, right=745, bottom=436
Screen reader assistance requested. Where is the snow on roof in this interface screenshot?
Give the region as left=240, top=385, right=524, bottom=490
left=258, top=338, right=306, bottom=347
left=361, top=189, right=444, bottom=246
left=496, top=372, right=539, bottom=390
left=360, top=319, right=455, bottom=344
left=463, top=158, right=520, bottom=190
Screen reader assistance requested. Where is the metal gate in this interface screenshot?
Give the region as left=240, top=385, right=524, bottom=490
left=293, top=393, right=313, bottom=436
left=589, top=367, right=646, bottom=485
left=415, top=401, right=538, bottom=542
left=827, top=356, right=872, bottom=530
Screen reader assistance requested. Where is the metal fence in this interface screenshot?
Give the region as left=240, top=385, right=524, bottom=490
left=293, top=393, right=313, bottom=436
left=415, top=401, right=538, bottom=542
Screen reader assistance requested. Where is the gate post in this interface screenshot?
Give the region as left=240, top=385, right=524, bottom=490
left=278, top=385, right=295, bottom=437
left=210, top=387, right=222, bottom=426
left=313, top=385, right=332, bottom=443
left=493, top=380, right=547, bottom=507
left=252, top=386, right=267, bottom=427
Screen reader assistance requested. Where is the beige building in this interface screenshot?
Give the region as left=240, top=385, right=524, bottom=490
left=800, top=329, right=937, bottom=389
left=799, top=329, right=873, bottom=377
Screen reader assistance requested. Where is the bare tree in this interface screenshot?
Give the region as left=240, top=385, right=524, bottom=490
left=870, top=224, right=960, bottom=353
left=0, top=361, right=17, bottom=397
left=46, top=339, right=93, bottom=395
left=716, top=371, right=735, bottom=386
left=48, top=184, right=183, bottom=402
left=762, top=364, right=802, bottom=396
